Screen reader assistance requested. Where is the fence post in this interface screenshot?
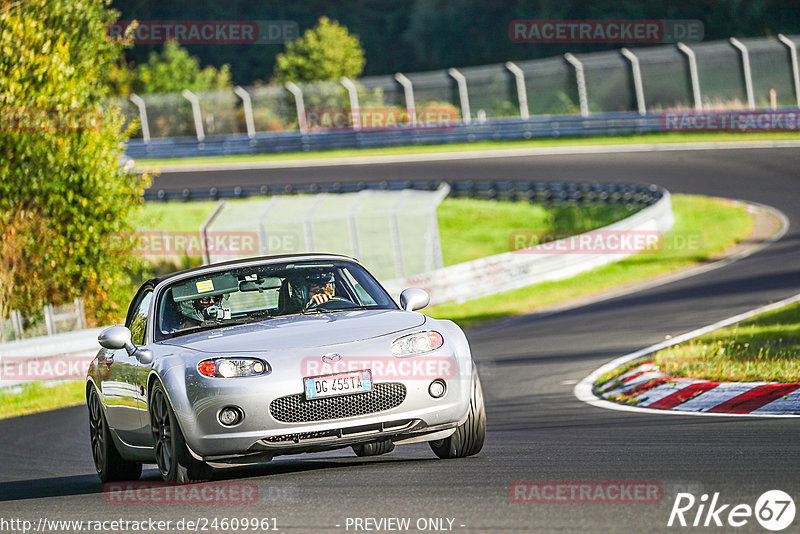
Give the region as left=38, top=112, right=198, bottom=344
left=199, top=200, right=227, bottom=264
left=447, top=68, right=472, bottom=124
left=257, top=197, right=281, bottom=255
left=44, top=304, right=55, bottom=336
left=285, top=82, right=307, bottom=133
left=181, top=89, right=206, bottom=141
left=620, top=48, right=646, bottom=115
left=564, top=53, right=589, bottom=117
left=74, top=298, right=87, bottom=330
left=129, top=93, right=151, bottom=143
left=778, top=34, right=800, bottom=107
left=394, top=73, right=416, bottom=126
left=729, top=38, right=755, bottom=110
left=348, top=191, right=370, bottom=259
left=677, top=42, right=703, bottom=111
left=389, top=191, right=412, bottom=278
left=504, top=61, right=530, bottom=120
left=303, top=194, right=328, bottom=251
left=233, top=86, right=256, bottom=138
left=11, top=310, right=23, bottom=338
left=340, top=77, right=361, bottom=130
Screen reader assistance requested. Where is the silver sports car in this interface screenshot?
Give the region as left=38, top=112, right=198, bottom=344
left=86, top=254, right=485, bottom=482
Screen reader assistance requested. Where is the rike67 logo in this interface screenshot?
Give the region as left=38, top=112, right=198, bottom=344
left=668, top=490, right=795, bottom=531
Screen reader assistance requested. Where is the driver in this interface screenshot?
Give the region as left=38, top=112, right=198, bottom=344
left=302, top=272, right=348, bottom=310
left=178, top=294, right=228, bottom=328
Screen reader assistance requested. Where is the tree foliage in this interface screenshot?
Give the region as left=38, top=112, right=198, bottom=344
left=273, top=16, right=365, bottom=84
left=133, top=42, right=232, bottom=94
left=0, top=0, right=150, bottom=324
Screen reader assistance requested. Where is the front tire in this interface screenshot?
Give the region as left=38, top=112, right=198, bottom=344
left=88, top=387, right=142, bottom=482
left=150, top=382, right=212, bottom=482
left=352, top=440, right=395, bottom=457
left=429, top=366, right=486, bottom=459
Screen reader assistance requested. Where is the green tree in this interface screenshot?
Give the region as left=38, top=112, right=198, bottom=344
left=133, top=42, right=232, bottom=94
left=273, top=16, right=365, bottom=83
left=0, top=0, right=150, bottom=324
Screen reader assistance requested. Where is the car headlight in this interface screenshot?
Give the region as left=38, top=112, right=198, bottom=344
left=197, top=358, right=269, bottom=378
left=391, top=331, right=444, bottom=356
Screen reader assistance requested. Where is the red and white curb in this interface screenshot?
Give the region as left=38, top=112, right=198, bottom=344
left=575, top=292, right=800, bottom=418
left=596, top=361, right=800, bottom=415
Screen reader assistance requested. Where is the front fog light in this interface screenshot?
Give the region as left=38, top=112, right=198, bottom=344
left=428, top=379, right=446, bottom=398
left=219, top=407, right=243, bottom=426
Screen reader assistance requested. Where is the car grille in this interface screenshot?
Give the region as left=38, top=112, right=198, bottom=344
left=269, top=383, right=406, bottom=423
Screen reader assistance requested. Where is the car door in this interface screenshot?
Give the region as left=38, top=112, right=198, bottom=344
left=101, top=290, right=152, bottom=446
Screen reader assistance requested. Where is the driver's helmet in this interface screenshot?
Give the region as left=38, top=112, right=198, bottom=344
left=178, top=294, right=226, bottom=323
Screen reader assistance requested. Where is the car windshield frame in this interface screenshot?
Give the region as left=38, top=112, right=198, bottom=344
left=152, top=259, right=398, bottom=341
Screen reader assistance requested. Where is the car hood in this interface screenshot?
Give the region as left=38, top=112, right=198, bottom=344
left=159, top=309, right=427, bottom=353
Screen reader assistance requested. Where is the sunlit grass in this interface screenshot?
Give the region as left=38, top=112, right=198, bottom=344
left=653, top=301, right=800, bottom=382
left=427, top=195, right=753, bottom=326
left=0, top=381, right=85, bottom=420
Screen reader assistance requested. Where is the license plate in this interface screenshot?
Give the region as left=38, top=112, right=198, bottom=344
left=304, top=370, right=372, bottom=400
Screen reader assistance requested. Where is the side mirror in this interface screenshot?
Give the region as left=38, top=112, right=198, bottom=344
left=98, top=326, right=135, bottom=354
left=400, top=288, right=430, bottom=312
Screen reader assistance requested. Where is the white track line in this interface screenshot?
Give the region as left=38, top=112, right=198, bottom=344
left=147, top=140, right=800, bottom=173
left=574, top=292, right=800, bottom=418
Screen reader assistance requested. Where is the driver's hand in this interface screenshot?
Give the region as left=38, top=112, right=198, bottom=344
left=310, top=293, right=331, bottom=306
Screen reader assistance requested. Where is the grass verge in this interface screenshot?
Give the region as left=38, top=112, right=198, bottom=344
left=0, top=381, right=85, bottom=420
left=651, top=300, right=800, bottom=382
left=135, top=131, right=800, bottom=167
left=427, top=195, right=753, bottom=326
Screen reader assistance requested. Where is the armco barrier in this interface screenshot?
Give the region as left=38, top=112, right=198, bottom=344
left=381, top=188, right=674, bottom=305
left=146, top=177, right=663, bottom=204
left=127, top=112, right=663, bottom=161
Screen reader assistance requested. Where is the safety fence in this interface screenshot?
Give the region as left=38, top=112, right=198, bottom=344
left=0, top=298, right=87, bottom=343
left=122, top=35, right=800, bottom=159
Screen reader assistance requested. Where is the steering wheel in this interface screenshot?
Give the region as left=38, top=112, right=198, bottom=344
left=307, top=297, right=357, bottom=310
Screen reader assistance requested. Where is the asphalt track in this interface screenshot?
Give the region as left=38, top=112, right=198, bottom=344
left=1, top=147, right=799, bottom=533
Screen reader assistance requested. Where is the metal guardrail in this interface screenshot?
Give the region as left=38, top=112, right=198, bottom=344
left=127, top=112, right=661, bottom=161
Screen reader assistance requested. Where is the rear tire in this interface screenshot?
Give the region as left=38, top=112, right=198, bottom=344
left=352, top=440, right=395, bottom=457
left=88, top=387, right=142, bottom=482
left=150, top=382, right=213, bottom=482
left=429, top=366, right=486, bottom=459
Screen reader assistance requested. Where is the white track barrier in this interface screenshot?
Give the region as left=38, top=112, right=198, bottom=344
left=382, top=191, right=674, bottom=305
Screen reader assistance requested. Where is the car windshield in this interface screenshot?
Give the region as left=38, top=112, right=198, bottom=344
left=155, top=259, right=397, bottom=340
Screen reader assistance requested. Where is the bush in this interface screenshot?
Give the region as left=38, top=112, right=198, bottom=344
left=0, top=0, right=150, bottom=324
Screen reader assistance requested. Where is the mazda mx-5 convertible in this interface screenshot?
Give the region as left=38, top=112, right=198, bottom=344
left=86, top=254, right=485, bottom=482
